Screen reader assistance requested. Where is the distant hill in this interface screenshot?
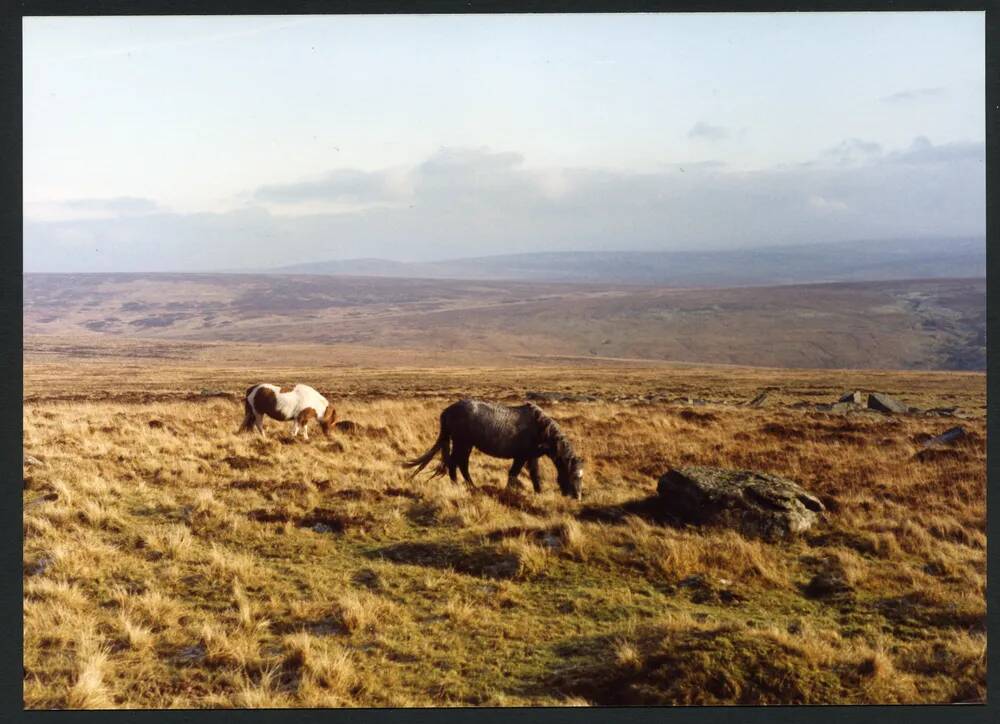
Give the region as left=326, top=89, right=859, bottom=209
left=270, top=237, right=985, bottom=286
left=24, top=273, right=986, bottom=371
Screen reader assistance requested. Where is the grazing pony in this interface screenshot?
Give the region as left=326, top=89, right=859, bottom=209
left=239, top=383, right=335, bottom=439
left=404, top=399, right=584, bottom=499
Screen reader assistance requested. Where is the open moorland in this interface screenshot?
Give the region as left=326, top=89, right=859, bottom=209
left=24, top=274, right=986, bottom=370
left=23, top=341, right=986, bottom=707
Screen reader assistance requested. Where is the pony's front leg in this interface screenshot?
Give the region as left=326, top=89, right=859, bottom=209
left=291, top=421, right=300, bottom=438
left=507, top=458, right=526, bottom=489
left=255, top=415, right=266, bottom=438
left=302, top=421, right=309, bottom=441
left=527, top=457, right=542, bottom=493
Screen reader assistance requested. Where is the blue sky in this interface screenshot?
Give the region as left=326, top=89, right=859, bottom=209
left=23, top=12, right=985, bottom=271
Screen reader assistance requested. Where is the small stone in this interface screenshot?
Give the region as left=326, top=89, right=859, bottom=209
left=312, top=523, right=333, bottom=534
left=541, top=534, right=562, bottom=549
left=838, top=390, right=865, bottom=404
left=26, top=555, right=53, bottom=577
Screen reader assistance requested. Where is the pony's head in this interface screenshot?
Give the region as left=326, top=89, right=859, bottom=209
left=319, top=405, right=336, bottom=437
left=529, top=402, right=584, bottom=500
left=555, top=454, right=584, bottom=500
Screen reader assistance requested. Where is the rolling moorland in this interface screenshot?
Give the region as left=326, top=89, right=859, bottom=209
left=22, top=350, right=986, bottom=707
left=23, top=274, right=985, bottom=371
left=268, top=237, right=986, bottom=286
left=22, top=267, right=986, bottom=707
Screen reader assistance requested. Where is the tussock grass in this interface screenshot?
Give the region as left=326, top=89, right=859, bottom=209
left=23, top=359, right=985, bottom=707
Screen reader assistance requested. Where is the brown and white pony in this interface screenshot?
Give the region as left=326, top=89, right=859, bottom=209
left=238, top=383, right=336, bottom=439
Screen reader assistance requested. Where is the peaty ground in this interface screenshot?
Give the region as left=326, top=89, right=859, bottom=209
left=22, top=351, right=986, bottom=707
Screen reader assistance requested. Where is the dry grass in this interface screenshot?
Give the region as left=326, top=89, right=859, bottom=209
left=22, top=352, right=986, bottom=707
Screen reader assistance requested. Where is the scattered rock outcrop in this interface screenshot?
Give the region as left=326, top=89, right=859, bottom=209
left=838, top=391, right=865, bottom=405
left=656, top=466, right=825, bottom=542
left=198, top=389, right=235, bottom=399
left=526, top=391, right=598, bottom=403
left=866, top=392, right=909, bottom=414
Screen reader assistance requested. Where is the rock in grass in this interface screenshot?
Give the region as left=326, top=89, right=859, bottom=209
left=747, top=391, right=770, bottom=408
left=656, top=466, right=825, bottom=542
left=838, top=390, right=865, bottom=404
left=867, top=392, right=908, bottom=414
left=921, top=426, right=966, bottom=448
left=23, top=455, right=45, bottom=467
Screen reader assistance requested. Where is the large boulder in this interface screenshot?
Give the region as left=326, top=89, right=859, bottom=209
left=656, top=466, right=825, bottom=542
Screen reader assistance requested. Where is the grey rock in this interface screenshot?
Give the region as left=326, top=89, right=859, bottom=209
left=656, top=466, right=825, bottom=542
left=828, top=402, right=863, bottom=414
left=921, top=426, right=967, bottom=448
left=924, top=407, right=960, bottom=417
left=26, top=555, right=53, bottom=577
left=312, top=523, right=333, bottom=534
left=199, top=389, right=233, bottom=398
left=747, top=391, right=770, bottom=408
left=838, top=390, right=866, bottom=404
left=867, top=393, right=909, bottom=414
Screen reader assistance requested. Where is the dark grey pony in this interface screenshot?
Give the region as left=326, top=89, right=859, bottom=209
left=404, top=399, right=584, bottom=499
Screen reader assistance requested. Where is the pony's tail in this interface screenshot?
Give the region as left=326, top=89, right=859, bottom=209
left=403, top=416, right=450, bottom=478
left=237, top=394, right=256, bottom=434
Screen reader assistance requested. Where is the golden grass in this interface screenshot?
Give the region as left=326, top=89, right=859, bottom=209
left=22, top=356, right=986, bottom=707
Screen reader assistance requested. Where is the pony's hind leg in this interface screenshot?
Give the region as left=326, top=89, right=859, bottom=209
left=450, top=443, right=472, bottom=484
left=458, top=449, right=474, bottom=485
left=255, top=415, right=266, bottom=438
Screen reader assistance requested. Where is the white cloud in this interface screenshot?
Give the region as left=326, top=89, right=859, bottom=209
left=24, top=139, right=985, bottom=272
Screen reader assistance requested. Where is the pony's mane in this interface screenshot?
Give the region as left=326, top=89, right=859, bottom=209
left=525, top=402, right=581, bottom=467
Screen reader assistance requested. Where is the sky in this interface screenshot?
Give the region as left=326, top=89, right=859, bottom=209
left=23, top=12, right=985, bottom=272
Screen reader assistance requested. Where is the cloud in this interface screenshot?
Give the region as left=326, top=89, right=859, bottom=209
left=887, top=136, right=984, bottom=164
left=24, top=139, right=985, bottom=272
left=688, top=121, right=729, bottom=141
left=61, top=196, right=160, bottom=215
left=254, top=169, right=401, bottom=204
left=881, top=87, right=946, bottom=103
left=24, top=196, right=161, bottom=223
left=823, top=138, right=883, bottom=165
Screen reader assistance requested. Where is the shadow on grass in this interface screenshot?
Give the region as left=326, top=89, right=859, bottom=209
left=576, top=495, right=683, bottom=527
left=540, top=624, right=846, bottom=706
left=367, top=540, right=522, bottom=580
